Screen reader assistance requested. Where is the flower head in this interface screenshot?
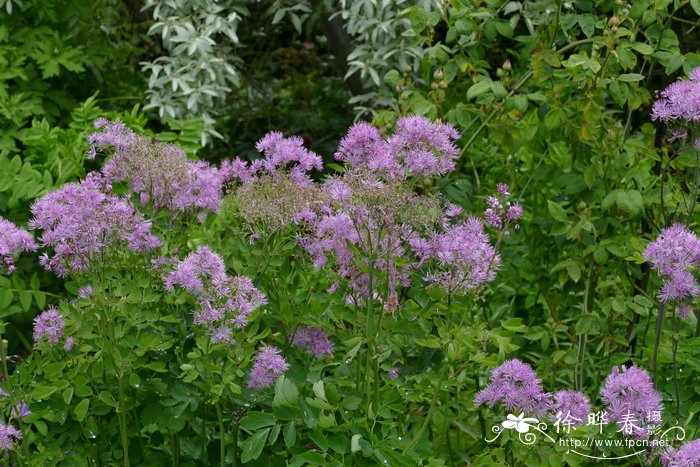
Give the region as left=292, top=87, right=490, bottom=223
left=30, top=173, right=161, bottom=277
left=652, top=68, right=700, bottom=122
left=662, top=439, right=700, bottom=466
left=483, top=184, right=523, bottom=230
left=291, top=326, right=334, bottom=357
left=89, top=119, right=227, bottom=218
left=415, top=217, right=500, bottom=295
left=474, top=359, right=551, bottom=416
left=32, top=306, right=65, bottom=346
left=600, top=365, right=663, bottom=437
left=550, top=390, right=591, bottom=425
left=0, top=421, right=21, bottom=450
left=0, top=217, right=36, bottom=274
left=164, top=246, right=266, bottom=341
left=644, top=223, right=700, bottom=306
left=248, top=347, right=289, bottom=390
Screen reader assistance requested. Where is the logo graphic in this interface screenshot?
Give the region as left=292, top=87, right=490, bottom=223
left=485, top=411, right=686, bottom=461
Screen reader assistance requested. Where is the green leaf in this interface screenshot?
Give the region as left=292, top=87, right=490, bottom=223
left=240, top=428, right=270, bottom=463
left=493, top=20, right=513, bottom=38
left=18, top=291, right=32, bottom=312
left=618, top=73, right=645, bottom=82
left=467, top=80, right=492, bottom=99
left=351, top=434, right=363, bottom=453
left=547, top=200, right=569, bottom=223
left=284, top=422, right=296, bottom=449
left=566, top=262, right=582, bottom=283
left=33, top=291, right=46, bottom=309
left=290, top=13, right=302, bottom=34
left=617, top=190, right=644, bottom=216
left=409, top=8, right=429, bottom=32
left=0, top=289, right=11, bottom=310
left=240, top=412, right=276, bottom=431
left=32, top=385, right=57, bottom=399
left=490, top=81, right=507, bottom=99
left=74, top=399, right=89, bottom=421
left=692, top=0, right=700, bottom=16
left=608, top=81, right=628, bottom=107
left=631, top=43, right=654, bottom=55
left=575, top=314, right=601, bottom=335
left=273, top=376, right=299, bottom=407
left=578, top=14, right=595, bottom=38
left=98, top=390, right=116, bottom=407
left=63, top=387, right=74, bottom=405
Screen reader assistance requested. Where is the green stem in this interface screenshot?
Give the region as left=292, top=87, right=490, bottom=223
left=364, top=265, right=375, bottom=417
left=216, top=402, right=226, bottom=467
left=652, top=302, right=666, bottom=380
left=0, top=336, right=8, bottom=381
left=117, top=375, right=130, bottom=467
left=18, top=416, right=30, bottom=466
left=671, top=308, right=680, bottom=420
left=170, top=433, right=179, bottom=467
left=231, top=422, right=239, bottom=467
left=402, top=388, right=439, bottom=455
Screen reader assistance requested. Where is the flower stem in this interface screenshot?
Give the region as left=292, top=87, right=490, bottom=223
left=671, top=308, right=681, bottom=420
left=216, top=402, right=226, bottom=467
left=118, top=375, right=130, bottom=467
left=652, top=302, right=666, bottom=380
left=0, top=336, right=8, bottom=381
left=402, top=385, right=439, bottom=455
left=18, top=416, right=30, bottom=466
left=231, top=421, right=239, bottom=467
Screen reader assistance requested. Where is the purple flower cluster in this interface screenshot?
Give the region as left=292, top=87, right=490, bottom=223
left=644, top=223, right=700, bottom=308
left=474, top=359, right=551, bottom=416
left=248, top=347, right=289, bottom=389
left=291, top=326, right=334, bottom=357
left=0, top=420, right=20, bottom=450
left=411, top=217, right=501, bottom=295
left=225, top=131, right=326, bottom=235
left=32, top=306, right=65, bottom=346
left=662, top=439, right=700, bottom=466
left=292, top=117, right=503, bottom=303
left=30, top=173, right=161, bottom=277
left=88, top=119, right=227, bottom=218
left=551, top=390, right=591, bottom=425
left=484, top=184, right=523, bottom=230
left=652, top=67, right=700, bottom=123
left=335, top=116, right=459, bottom=178
left=165, top=246, right=266, bottom=342
left=0, top=217, right=36, bottom=274
left=224, top=132, right=322, bottom=188
left=600, top=365, right=663, bottom=437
